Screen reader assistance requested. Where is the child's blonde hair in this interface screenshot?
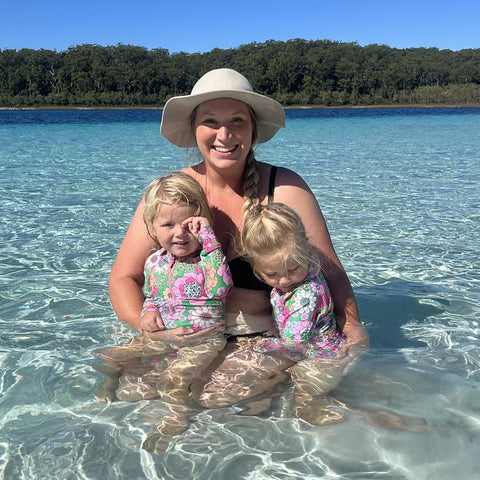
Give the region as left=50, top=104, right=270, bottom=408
left=240, top=203, right=316, bottom=278
left=143, top=172, right=213, bottom=243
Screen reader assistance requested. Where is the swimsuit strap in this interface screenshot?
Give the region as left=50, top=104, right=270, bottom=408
left=228, top=257, right=272, bottom=291
left=268, top=165, right=277, bottom=203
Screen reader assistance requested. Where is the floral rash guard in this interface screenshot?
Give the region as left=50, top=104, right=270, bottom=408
left=142, top=225, right=233, bottom=332
left=255, top=263, right=345, bottom=359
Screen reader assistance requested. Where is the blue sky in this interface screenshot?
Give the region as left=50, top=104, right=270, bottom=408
left=3, top=0, right=479, bottom=53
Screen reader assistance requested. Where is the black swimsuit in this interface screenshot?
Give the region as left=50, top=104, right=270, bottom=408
left=228, top=165, right=277, bottom=291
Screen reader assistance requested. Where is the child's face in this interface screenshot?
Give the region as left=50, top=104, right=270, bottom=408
left=152, top=203, right=200, bottom=257
left=255, top=252, right=308, bottom=293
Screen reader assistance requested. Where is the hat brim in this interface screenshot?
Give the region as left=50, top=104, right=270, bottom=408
left=160, top=90, right=285, bottom=148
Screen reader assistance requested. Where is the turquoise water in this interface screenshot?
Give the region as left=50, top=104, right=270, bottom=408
left=1, top=108, right=479, bottom=479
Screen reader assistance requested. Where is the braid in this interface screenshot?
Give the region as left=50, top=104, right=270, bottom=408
left=242, top=105, right=260, bottom=219
left=242, top=150, right=260, bottom=218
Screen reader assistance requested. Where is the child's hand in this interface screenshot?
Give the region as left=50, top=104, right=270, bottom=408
left=182, top=216, right=210, bottom=237
left=140, top=310, right=165, bottom=333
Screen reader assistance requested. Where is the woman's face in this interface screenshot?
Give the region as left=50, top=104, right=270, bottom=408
left=194, top=98, right=254, bottom=172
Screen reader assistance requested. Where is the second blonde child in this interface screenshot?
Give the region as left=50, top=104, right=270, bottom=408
left=240, top=202, right=345, bottom=360
left=240, top=203, right=348, bottom=424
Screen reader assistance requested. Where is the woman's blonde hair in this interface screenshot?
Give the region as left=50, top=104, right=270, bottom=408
left=143, top=172, right=213, bottom=243
left=240, top=203, right=316, bottom=277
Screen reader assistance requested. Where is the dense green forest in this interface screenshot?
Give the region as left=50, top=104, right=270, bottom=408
left=1, top=39, right=480, bottom=107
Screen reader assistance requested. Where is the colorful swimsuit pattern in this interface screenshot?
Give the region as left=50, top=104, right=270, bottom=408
left=142, top=225, right=233, bottom=332
left=254, top=263, right=345, bottom=359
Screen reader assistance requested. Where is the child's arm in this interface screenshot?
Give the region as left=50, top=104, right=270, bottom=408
left=183, top=217, right=233, bottom=298
left=273, top=285, right=320, bottom=343
left=141, top=258, right=165, bottom=332
left=275, top=275, right=334, bottom=343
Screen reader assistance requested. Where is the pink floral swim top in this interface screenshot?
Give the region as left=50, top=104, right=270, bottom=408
left=255, top=263, right=345, bottom=359
left=142, top=225, right=233, bottom=331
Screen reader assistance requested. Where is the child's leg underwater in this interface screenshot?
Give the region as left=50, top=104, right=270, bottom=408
left=143, top=331, right=227, bottom=452
left=193, top=336, right=295, bottom=410
left=288, top=355, right=430, bottom=432
left=288, top=356, right=348, bottom=425
left=93, top=335, right=173, bottom=403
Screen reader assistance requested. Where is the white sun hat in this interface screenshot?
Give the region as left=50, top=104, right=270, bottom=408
left=160, top=68, right=285, bottom=148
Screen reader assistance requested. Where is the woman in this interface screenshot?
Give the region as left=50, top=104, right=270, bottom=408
left=108, top=68, right=368, bottom=411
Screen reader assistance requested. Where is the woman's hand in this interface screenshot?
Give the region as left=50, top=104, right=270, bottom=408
left=334, top=315, right=369, bottom=375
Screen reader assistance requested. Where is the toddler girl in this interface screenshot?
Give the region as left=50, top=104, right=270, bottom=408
left=95, top=172, right=232, bottom=445
left=140, top=172, right=233, bottom=335
left=240, top=202, right=347, bottom=425
left=241, top=202, right=345, bottom=360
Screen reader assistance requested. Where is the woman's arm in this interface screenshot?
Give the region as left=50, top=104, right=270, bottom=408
left=108, top=199, right=153, bottom=330
left=273, top=167, right=369, bottom=348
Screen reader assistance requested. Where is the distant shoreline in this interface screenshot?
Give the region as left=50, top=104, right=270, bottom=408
left=2, top=104, right=480, bottom=111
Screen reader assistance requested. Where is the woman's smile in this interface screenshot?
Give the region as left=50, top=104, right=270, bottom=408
left=211, top=144, right=238, bottom=153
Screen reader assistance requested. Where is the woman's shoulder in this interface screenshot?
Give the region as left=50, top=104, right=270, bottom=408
left=258, top=161, right=309, bottom=189
left=257, top=162, right=311, bottom=205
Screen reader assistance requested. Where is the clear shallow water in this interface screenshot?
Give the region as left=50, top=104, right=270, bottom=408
left=1, top=108, right=479, bottom=479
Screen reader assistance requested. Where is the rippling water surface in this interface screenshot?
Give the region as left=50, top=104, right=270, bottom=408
left=1, top=108, right=479, bottom=479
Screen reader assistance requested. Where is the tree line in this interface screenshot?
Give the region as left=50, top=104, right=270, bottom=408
left=1, top=39, right=479, bottom=107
